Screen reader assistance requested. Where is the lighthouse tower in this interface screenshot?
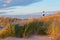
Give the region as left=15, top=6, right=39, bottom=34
left=42, top=11, right=45, bottom=16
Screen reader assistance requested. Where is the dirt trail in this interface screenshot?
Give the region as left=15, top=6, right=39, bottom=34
left=1, top=35, right=52, bottom=40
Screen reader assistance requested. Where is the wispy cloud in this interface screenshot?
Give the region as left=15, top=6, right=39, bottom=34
left=11, top=0, right=42, bottom=6
left=0, top=0, right=42, bottom=8
left=0, top=12, right=6, bottom=14
left=1, top=0, right=12, bottom=7
left=2, top=4, right=7, bottom=7
left=4, top=0, right=12, bottom=3
left=0, top=5, right=41, bottom=15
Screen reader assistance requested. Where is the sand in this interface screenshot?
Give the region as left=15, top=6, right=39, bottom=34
left=1, top=35, right=52, bottom=40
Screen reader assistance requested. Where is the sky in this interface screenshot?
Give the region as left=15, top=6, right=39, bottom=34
left=0, top=0, right=60, bottom=15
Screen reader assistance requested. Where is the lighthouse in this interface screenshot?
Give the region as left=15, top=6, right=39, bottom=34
left=42, top=11, right=45, bottom=16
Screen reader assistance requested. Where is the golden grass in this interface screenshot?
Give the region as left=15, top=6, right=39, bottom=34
left=0, top=13, right=60, bottom=38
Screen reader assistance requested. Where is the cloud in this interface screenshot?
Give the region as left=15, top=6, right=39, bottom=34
left=0, top=12, right=6, bottom=14
left=2, top=4, right=7, bottom=7
left=0, top=0, right=42, bottom=8
left=11, top=0, right=42, bottom=6
left=2, top=0, right=12, bottom=7
left=0, top=0, right=43, bottom=15
left=0, top=6, right=32, bottom=15
left=0, top=5, right=40, bottom=15
left=4, top=0, right=12, bottom=3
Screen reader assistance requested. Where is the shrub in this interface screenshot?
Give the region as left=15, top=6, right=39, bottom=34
left=23, top=22, right=36, bottom=38
left=34, top=21, right=48, bottom=35
left=23, top=21, right=48, bottom=38
left=15, top=25, right=25, bottom=37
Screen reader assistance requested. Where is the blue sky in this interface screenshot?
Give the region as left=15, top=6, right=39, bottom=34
left=0, top=0, right=60, bottom=15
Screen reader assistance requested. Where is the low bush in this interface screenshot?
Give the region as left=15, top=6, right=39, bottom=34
left=23, top=21, right=48, bottom=38
left=15, top=25, right=25, bottom=37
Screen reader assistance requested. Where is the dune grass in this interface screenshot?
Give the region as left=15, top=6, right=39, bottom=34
left=54, top=36, right=60, bottom=40
left=0, top=20, right=48, bottom=38
left=0, top=24, right=15, bottom=38
left=0, top=13, right=60, bottom=39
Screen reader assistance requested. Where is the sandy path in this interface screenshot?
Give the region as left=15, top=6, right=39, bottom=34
left=1, top=35, right=52, bottom=40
